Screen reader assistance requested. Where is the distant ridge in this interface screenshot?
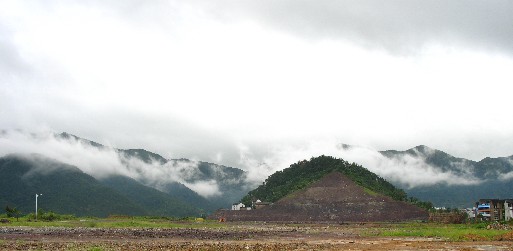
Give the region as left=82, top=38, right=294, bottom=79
left=1, top=132, right=251, bottom=214
left=3, top=130, right=512, bottom=213
left=379, top=145, right=513, bottom=208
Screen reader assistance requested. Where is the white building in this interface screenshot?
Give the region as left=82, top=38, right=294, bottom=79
left=505, top=200, right=513, bottom=221
left=231, top=202, right=245, bottom=210
left=464, top=208, right=476, bottom=219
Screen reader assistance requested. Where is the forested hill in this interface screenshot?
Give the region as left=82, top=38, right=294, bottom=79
left=0, top=154, right=201, bottom=217
left=241, top=155, right=420, bottom=207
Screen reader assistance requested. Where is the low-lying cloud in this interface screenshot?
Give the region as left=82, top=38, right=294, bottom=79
left=500, top=172, right=513, bottom=181
left=0, top=131, right=503, bottom=195
left=498, top=158, right=513, bottom=181
left=0, top=131, right=223, bottom=198
left=236, top=139, right=484, bottom=189
left=337, top=145, right=481, bottom=188
left=0, top=130, right=127, bottom=178
left=118, top=155, right=223, bottom=198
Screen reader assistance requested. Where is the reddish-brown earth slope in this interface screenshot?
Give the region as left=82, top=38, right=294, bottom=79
left=211, top=171, right=428, bottom=222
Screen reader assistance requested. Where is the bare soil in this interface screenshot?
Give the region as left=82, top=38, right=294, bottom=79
left=211, top=172, right=428, bottom=223
left=2, top=223, right=513, bottom=250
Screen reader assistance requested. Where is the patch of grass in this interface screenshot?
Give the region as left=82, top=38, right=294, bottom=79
left=86, top=221, right=98, bottom=228
left=87, top=246, right=105, bottom=251
left=10, top=216, right=227, bottom=230
left=3, top=215, right=234, bottom=230
left=363, top=187, right=378, bottom=196
left=370, top=223, right=509, bottom=241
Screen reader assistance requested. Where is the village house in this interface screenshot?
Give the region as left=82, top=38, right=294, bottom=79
left=231, top=203, right=245, bottom=211
left=505, top=199, right=513, bottom=221
left=231, top=202, right=251, bottom=211
left=475, top=199, right=513, bottom=221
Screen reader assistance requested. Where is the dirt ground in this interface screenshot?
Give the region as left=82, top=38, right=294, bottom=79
left=1, top=223, right=513, bottom=250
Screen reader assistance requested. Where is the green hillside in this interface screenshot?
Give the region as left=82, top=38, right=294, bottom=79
left=118, top=149, right=167, bottom=164
left=241, top=156, right=428, bottom=208
left=59, top=133, right=250, bottom=211
left=100, top=175, right=202, bottom=217
left=0, top=154, right=147, bottom=217
left=159, top=182, right=215, bottom=212
left=0, top=154, right=203, bottom=217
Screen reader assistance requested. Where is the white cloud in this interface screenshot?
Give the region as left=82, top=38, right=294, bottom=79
left=119, top=156, right=224, bottom=198
left=1, top=0, right=513, bottom=176
left=347, top=149, right=481, bottom=188
left=499, top=158, right=513, bottom=181
left=236, top=139, right=483, bottom=188
left=1, top=130, right=509, bottom=195
left=184, top=180, right=222, bottom=198
left=0, top=130, right=127, bottom=178
left=0, top=131, right=224, bottom=198
left=500, top=172, right=513, bottom=181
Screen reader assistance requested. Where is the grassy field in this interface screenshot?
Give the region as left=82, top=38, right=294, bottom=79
left=368, top=222, right=511, bottom=241
left=1, top=214, right=512, bottom=241
left=1, top=217, right=513, bottom=250
left=0, top=215, right=226, bottom=229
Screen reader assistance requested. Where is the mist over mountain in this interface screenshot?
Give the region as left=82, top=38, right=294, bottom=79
left=59, top=133, right=252, bottom=212
left=2, top=0, right=513, bottom=217
left=0, top=131, right=251, bottom=214
left=1, top=130, right=512, bottom=212
left=380, top=145, right=513, bottom=181
left=0, top=154, right=148, bottom=216
left=378, top=145, right=513, bottom=208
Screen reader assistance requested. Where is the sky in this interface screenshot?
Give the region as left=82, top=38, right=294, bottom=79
left=2, top=0, right=513, bottom=182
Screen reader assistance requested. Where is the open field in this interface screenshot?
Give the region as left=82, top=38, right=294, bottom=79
left=1, top=218, right=513, bottom=250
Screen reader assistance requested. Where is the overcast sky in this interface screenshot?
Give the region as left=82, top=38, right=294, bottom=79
left=1, top=0, right=513, bottom=174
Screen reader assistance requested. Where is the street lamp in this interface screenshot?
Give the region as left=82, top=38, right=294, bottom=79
left=35, top=194, right=42, bottom=221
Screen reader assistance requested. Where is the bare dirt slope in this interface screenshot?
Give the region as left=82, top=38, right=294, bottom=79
left=211, top=171, right=428, bottom=222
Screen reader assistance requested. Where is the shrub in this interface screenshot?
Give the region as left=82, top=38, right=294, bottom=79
left=26, top=210, right=76, bottom=221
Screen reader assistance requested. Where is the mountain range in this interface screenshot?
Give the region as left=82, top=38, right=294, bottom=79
left=380, top=145, right=513, bottom=208
left=0, top=132, right=251, bottom=217
left=1, top=132, right=512, bottom=216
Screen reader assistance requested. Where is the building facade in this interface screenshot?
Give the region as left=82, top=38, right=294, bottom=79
left=231, top=203, right=245, bottom=211
left=505, top=200, right=513, bottom=221
left=476, top=199, right=513, bottom=221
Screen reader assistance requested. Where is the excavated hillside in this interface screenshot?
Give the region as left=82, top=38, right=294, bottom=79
left=211, top=172, right=429, bottom=222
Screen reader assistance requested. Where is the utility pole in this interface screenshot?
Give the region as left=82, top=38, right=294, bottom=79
left=35, top=194, right=42, bottom=221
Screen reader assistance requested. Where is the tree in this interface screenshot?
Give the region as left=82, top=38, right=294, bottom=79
left=5, top=205, right=22, bottom=221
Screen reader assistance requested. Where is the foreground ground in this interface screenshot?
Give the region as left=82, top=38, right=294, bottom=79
left=1, top=219, right=513, bottom=250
